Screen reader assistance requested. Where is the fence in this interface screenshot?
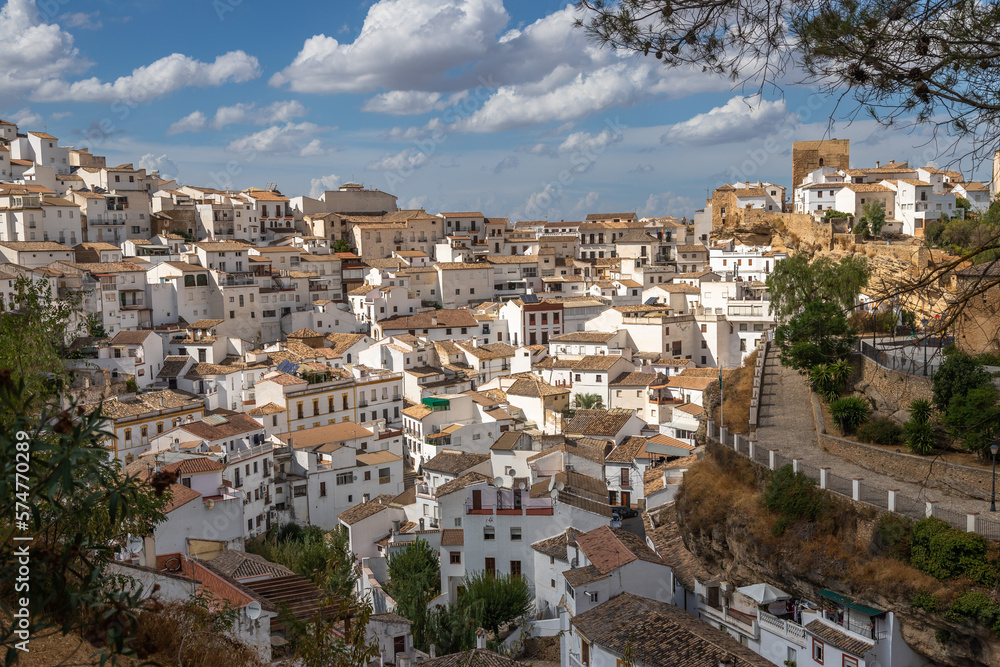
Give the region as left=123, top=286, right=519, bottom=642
left=856, top=340, right=941, bottom=378
left=706, top=419, right=1000, bottom=543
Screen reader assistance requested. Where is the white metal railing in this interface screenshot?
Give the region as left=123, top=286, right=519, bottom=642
left=758, top=610, right=807, bottom=647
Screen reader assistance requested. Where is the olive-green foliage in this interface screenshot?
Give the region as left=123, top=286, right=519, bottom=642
left=385, top=539, right=441, bottom=648
left=871, top=514, right=913, bottom=561
left=246, top=525, right=357, bottom=599
left=933, top=350, right=992, bottom=413
left=775, top=301, right=857, bottom=371
left=911, top=591, right=940, bottom=613
left=829, top=396, right=871, bottom=435
left=808, top=359, right=852, bottom=402
left=944, top=592, right=1000, bottom=634
left=765, top=253, right=870, bottom=320
left=856, top=417, right=904, bottom=446
left=0, top=375, right=169, bottom=665
left=910, top=518, right=999, bottom=586
left=763, top=465, right=824, bottom=536
left=422, top=571, right=534, bottom=653
left=944, top=386, right=1000, bottom=454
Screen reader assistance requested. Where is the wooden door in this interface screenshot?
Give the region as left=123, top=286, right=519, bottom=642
left=621, top=491, right=631, bottom=508
left=485, top=558, right=495, bottom=575
left=472, top=489, right=482, bottom=510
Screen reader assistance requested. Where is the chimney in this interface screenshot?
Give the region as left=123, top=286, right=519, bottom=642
left=430, top=315, right=437, bottom=326
left=397, top=654, right=411, bottom=667
left=429, top=645, right=436, bottom=658
left=472, top=336, right=479, bottom=348
left=876, top=160, right=880, bottom=168
left=392, top=519, right=401, bottom=535
left=476, top=628, right=487, bottom=650
left=139, top=535, right=156, bottom=568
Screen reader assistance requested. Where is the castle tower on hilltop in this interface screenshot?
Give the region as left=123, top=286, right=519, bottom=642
left=792, top=139, right=851, bottom=190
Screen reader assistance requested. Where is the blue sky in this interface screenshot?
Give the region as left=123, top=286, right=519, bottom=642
left=0, top=0, right=990, bottom=220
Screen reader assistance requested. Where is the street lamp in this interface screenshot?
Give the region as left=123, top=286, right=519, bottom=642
left=991, top=443, right=999, bottom=512
left=872, top=302, right=879, bottom=350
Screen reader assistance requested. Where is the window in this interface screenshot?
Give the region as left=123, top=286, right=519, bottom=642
left=812, top=639, right=824, bottom=664
left=700, top=324, right=707, bottom=333
left=510, top=527, right=522, bottom=541
left=595, top=375, right=602, bottom=383
left=484, top=526, right=495, bottom=540
left=588, top=591, right=599, bottom=603
left=379, top=467, right=391, bottom=484
left=319, top=482, right=327, bottom=497
left=450, top=552, right=461, bottom=565
left=293, top=485, right=307, bottom=497
left=123, top=428, right=131, bottom=442
left=701, top=340, right=707, bottom=349
left=581, top=640, right=590, bottom=666
left=842, top=657, right=858, bottom=667
left=336, top=472, right=353, bottom=485
left=454, top=517, right=462, bottom=527
left=510, top=560, right=521, bottom=577
left=485, top=557, right=495, bottom=574
left=365, top=471, right=371, bottom=481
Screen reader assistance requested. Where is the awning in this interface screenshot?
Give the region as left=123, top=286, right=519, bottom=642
left=421, top=397, right=451, bottom=408
left=817, top=589, right=886, bottom=617
left=738, top=583, right=791, bottom=604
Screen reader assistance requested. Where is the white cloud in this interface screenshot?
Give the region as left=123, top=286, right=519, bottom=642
left=629, top=164, right=655, bottom=174
left=138, top=153, right=179, bottom=180
left=492, top=155, right=518, bottom=174
left=382, top=118, right=445, bottom=141
left=404, top=195, right=429, bottom=209
left=167, top=110, right=208, bottom=135
left=271, top=0, right=508, bottom=94
left=0, top=0, right=87, bottom=100
left=309, top=173, right=341, bottom=198
left=50, top=111, right=72, bottom=120
left=572, top=191, right=600, bottom=212
left=227, top=122, right=335, bottom=157
left=556, top=129, right=623, bottom=155
left=59, top=11, right=101, bottom=30
left=33, top=50, right=261, bottom=103
left=660, top=96, right=795, bottom=146
left=367, top=147, right=430, bottom=171
left=8, top=107, right=42, bottom=128
left=640, top=191, right=698, bottom=218
left=168, top=100, right=307, bottom=135
left=363, top=91, right=443, bottom=115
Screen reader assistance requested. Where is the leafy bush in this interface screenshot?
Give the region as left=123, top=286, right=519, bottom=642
left=763, top=465, right=824, bottom=534
left=775, top=300, right=856, bottom=370
left=909, top=398, right=934, bottom=423
left=911, top=591, right=940, bottom=613
left=872, top=514, right=913, bottom=561
left=945, top=591, right=1000, bottom=633
left=944, top=385, right=1000, bottom=455
left=857, top=418, right=904, bottom=446
left=829, top=396, right=871, bottom=434
left=809, top=359, right=852, bottom=402
left=933, top=351, right=992, bottom=412
left=910, top=518, right=999, bottom=586
left=904, top=399, right=936, bottom=455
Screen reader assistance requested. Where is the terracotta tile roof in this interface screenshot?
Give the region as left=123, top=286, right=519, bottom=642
left=956, top=181, right=989, bottom=191
left=457, top=341, right=515, bottom=360
left=379, top=310, right=479, bottom=330
left=666, top=376, right=715, bottom=391
left=585, top=212, right=637, bottom=221
left=248, top=402, right=285, bottom=415
left=576, top=525, right=666, bottom=575
left=163, top=483, right=202, bottom=513
left=647, top=434, right=696, bottom=451
left=572, top=593, right=773, bottom=666
left=440, top=529, right=464, bottom=546
left=370, top=612, right=413, bottom=625
left=675, top=244, right=708, bottom=253
left=424, top=449, right=490, bottom=476
left=161, top=456, right=225, bottom=475
left=610, top=371, right=665, bottom=387
left=179, top=413, right=262, bottom=440
left=0, top=241, right=73, bottom=252
left=435, top=472, right=492, bottom=497
left=188, top=319, right=225, bottom=329
left=108, top=329, right=155, bottom=346
left=402, top=404, right=433, bottom=419
left=563, top=564, right=608, bottom=587
left=644, top=504, right=716, bottom=590
left=356, top=451, right=401, bottom=466
left=287, top=327, right=322, bottom=338
left=614, top=229, right=659, bottom=244
left=338, top=494, right=397, bottom=525
left=675, top=403, right=704, bottom=416
left=805, top=620, right=872, bottom=657
left=644, top=466, right=666, bottom=495
left=531, top=529, right=577, bottom=561
left=421, top=650, right=528, bottom=666
left=207, top=550, right=294, bottom=580
left=606, top=436, right=649, bottom=463
left=507, top=376, right=567, bottom=398
left=841, top=183, right=894, bottom=193
left=241, top=187, right=289, bottom=201
left=98, top=389, right=202, bottom=420
left=565, top=409, right=635, bottom=437
left=276, top=422, right=373, bottom=450
left=572, top=355, right=626, bottom=371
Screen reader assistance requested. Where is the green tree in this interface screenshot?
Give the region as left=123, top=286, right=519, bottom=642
left=944, top=386, right=1000, bottom=455
left=246, top=525, right=357, bottom=599
left=808, top=359, right=852, bottom=401
left=932, top=350, right=992, bottom=413
left=331, top=239, right=354, bottom=254
left=385, top=539, right=440, bottom=648
left=0, top=276, right=82, bottom=401
left=0, top=375, right=169, bottom=665
left=855, top=201, right=887, bottom=238
left=774, top=300, right=856, bottom=370
left=281, top=589, right=380, bottom=667
left=829, top=396, right=871, bottom=435
left=574, top=393, right=605, bottom=410
left=763, top=465, right=824, bottom=536
left=459, top=570, right=534, bottom=637
left=765, top=254, right=870, bottom=320
left=576, top=1, right=1000, bottom=148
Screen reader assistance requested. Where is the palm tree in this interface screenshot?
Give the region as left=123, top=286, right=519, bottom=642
left=574, top=393, right=605, bottom=410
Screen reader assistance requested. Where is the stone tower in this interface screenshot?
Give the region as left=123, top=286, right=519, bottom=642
left=792, top=139, right=851, bottom=190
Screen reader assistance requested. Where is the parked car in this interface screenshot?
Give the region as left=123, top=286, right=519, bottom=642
left=612, top=506, right=639, bottom=519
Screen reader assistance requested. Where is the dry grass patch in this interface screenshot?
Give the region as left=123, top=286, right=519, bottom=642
left=704, top=350, right=757, bottom=434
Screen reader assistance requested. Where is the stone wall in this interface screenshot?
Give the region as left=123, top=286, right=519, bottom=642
left=791, top=139, right=850, bottom=195
left=852, top=355, right=934, bottom=421
left=818, top=431, right=993, bottom=501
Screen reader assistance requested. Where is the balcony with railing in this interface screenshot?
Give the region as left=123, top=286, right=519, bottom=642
left=758, top=610, right=807, bottom=647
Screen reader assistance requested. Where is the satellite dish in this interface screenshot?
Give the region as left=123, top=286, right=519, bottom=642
left=204, top=499, right=215, bottom=510
left=549, top=489, right=559, bottom=499
left=494, top=476, right=504, bottom=487
left=517, top=481, right=526, bottom=491
left=548, top=477, right=556, bottom=492
left=244, top=601, right=262, bottom=620
left=555, top=481, right=565, bottom=492
left=126, top=536, right=143, bottom=555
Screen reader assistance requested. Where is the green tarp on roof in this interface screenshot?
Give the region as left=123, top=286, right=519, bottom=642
left=422, top=397, right=451, bottom=407
left=817, top=589, right=885, bottom=617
